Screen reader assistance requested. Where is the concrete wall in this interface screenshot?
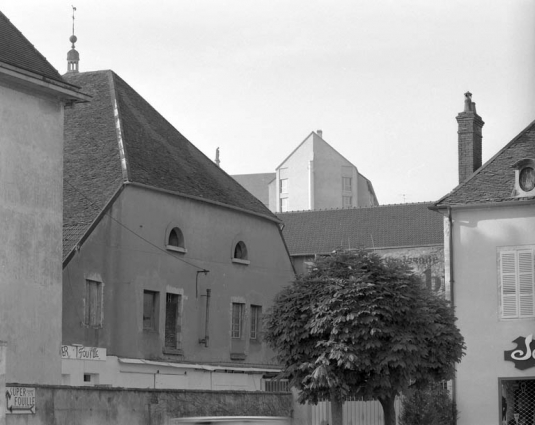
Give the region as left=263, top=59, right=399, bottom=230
left=4, top=384, right=292, bottom=425
left=0, top=81, right=64, bottom=384
left=274, top=133, right=376, bottom=212
left=63, top=185, right=295, bottom=382
left=451, top=204, right=535, bottom=425
left=276, top=135, right=314, bottom=212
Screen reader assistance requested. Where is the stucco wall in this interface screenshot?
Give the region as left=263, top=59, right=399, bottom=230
left=0, top=82, right=64, bottom=384
left=4, top=385, right=292, bottom=425
left=451, top=204, right=535, bottom=425
left=63, top=185, right=295, bottom=379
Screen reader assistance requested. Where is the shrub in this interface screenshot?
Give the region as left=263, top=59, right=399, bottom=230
left=399, top=383, right=458, bottom=425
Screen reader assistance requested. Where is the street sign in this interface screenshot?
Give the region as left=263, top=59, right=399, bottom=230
left=5, top=387, right=35, bottom=414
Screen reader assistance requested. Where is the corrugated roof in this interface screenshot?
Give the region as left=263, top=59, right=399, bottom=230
left=63, top=70, right=277, bottom=260
left=0, top=11, right=64, bottom=82
left=277, top=202, right=443, bottom=255
left=436, top=119, right=535, bottom=206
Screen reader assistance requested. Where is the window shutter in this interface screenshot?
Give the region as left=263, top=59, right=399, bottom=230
left=501, top=251, right=518, bottom=318
left=518, top=249, right=535, bottom=318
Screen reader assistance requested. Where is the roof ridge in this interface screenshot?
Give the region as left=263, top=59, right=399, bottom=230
left=277, top=201, right=436, bottom=214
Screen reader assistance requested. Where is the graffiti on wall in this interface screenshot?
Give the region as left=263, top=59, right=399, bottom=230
left=61, top=345, right=106, bottom=361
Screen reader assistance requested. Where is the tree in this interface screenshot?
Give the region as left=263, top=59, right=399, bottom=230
left=399, top=382, right=458, bottom=425
left=264, top=249, right=465, bottom=425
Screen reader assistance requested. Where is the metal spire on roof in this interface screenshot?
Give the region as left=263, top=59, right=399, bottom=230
left=67, top=5, right=79, bottom=73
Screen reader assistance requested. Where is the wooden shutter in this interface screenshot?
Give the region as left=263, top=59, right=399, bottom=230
left=518, top=250, right=535, bottom=318
left=501, top=251, right=518, bottom=318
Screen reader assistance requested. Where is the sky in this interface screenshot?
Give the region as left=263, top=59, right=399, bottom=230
left=4, top=1, right=535, bottom=205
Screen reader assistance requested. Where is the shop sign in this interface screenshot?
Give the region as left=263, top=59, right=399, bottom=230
left=5, top=387, right=35, bottom=414
left=60, top=344, right=106, bottom=361
left=504, top=334, right=535, bottom=370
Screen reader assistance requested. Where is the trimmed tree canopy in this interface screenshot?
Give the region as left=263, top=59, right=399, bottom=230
left=264, top=249, right=465, bottom=425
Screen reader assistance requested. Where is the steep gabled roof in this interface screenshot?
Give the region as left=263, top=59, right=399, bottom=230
left=277, top=202, right=443, bottom=255
left=0, top=11, right=64, bottom=82
left=63, top=70, right=277, bottom=260
left=435, top=119, right=535, bottom=207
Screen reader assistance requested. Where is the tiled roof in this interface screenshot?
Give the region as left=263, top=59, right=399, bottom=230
left=232, top=173, right=275, bottom=206
left=63, top=70, right=277, bottom=260
left=277, top=203, right=443, bottom=255
left=436, top=119, right=535, bottom=206
left=0, top=11, right=64, bottom=82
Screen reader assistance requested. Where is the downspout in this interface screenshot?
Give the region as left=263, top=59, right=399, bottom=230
left=199, top=289, right=211, bottom=347
left=447, top=206, right=457, bottom=425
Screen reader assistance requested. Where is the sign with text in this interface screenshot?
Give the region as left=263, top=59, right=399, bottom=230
left=5, top=387, right=35, bottom=414
left=61, top=345, right=106, bottom=361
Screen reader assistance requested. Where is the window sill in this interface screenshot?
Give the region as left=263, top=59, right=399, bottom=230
left=163, top=347, right=183, bottom=356
left=232, top=258, right=250, bottom=265
left=230, top=353, right=247, bottom=361
left=166, top=245, right=187, bottom=253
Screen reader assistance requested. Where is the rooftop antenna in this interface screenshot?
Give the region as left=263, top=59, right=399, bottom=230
left=215, top=147, right=220, bottom=167
left=67, top=5, right=80, bottom=73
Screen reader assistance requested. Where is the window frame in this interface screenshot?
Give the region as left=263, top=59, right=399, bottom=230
left=166, top=226, right=187, bottom=253
left=342, top=176, right=352, bottom=192
left=280, top=178, right=288, bottom=194
left=84, top=279, right=103, bottom=328
left=143, top=290, right=159, bottom=331
left=280, top=197, right=288, bottom=212
left=231, top=302, right=245, bottom=339
left=499, top=247, right=535, bottom=320
left=342, top=195, right=353, bottom=208
left=232, top=241, right=250, bottom=265
left=250, top=305, right=262, bottom=340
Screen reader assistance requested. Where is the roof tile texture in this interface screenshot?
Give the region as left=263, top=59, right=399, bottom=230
left=277, top=203, right=443, bottom=255
left=0, top=11, right=64, bottom=82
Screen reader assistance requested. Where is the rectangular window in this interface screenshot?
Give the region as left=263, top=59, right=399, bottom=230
left=280, top=197, right=288, bottom=212
left=280, top=178, right=288, bottom=193
left=231, top=303, right=245, bottom=339
left=342, top=196, right=352, bottom=207
left=143, top=290, right=158, bottom=330
left=500, top=248, right=535, bottom=319
left=342, top=177, right=352, bottom=191
left=250, top=305, right=262, bottom=340
left=84, top=280, right=102, bottom=327
left=165, top=293, right=181, bottom=349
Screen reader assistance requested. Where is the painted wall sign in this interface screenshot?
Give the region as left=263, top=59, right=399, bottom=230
left=504, top=334, right=535, bottom=370
left=60, top=344, right=106, bottom=361
left=5, top=387, right=35, bottom=414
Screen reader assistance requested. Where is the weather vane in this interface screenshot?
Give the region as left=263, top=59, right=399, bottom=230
left=72, top=5, right=77, bottom=36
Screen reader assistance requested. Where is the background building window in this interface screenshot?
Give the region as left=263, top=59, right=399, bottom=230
left=500, top=248, right=535, bottom=319
left=250, top=305, right=262, bottom=340
left=280, top=198, right=288, bottom=212
left=231, top=303, right=245, bottom=339
left=143, top=290, right=159, bottom=330
left=165, top=293, right=181, bottom=349
left=280, top=178, right=288, bottom=193
left=84, top=279, right=102, bottom=327
left=342, top=196, right=352, bottom=208
left=342, top=176, right=352, bottom=191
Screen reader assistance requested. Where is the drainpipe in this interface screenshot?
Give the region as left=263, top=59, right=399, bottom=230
left=199, top=289, right=211, bottom=347
left=309, top=160, right=314, bottom=210
left=447, top=206, right=457, bottom=425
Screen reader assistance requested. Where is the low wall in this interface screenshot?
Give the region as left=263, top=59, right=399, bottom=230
left=5, top=384, right=293, bottom=425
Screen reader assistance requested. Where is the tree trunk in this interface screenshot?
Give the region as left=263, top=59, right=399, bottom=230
left=330, top=391, right=344, bottom=425
left=379, top=394, right=397, bottom=425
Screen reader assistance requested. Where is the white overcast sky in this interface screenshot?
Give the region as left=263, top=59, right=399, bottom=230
left=4, top=1, right=535, bottom=205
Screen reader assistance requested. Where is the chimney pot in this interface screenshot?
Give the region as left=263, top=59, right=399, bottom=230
left=317, top=129, right=323, bottom=138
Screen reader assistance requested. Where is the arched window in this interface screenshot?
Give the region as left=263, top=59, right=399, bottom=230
left=232, top=241, right=250, bottom=265
left=513, top=159, right=535, bottom=197
left=166, top=227, right=186, bottom=253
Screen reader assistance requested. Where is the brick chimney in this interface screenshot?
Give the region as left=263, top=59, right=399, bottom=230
left=456, top=92, right=484, bottom=183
